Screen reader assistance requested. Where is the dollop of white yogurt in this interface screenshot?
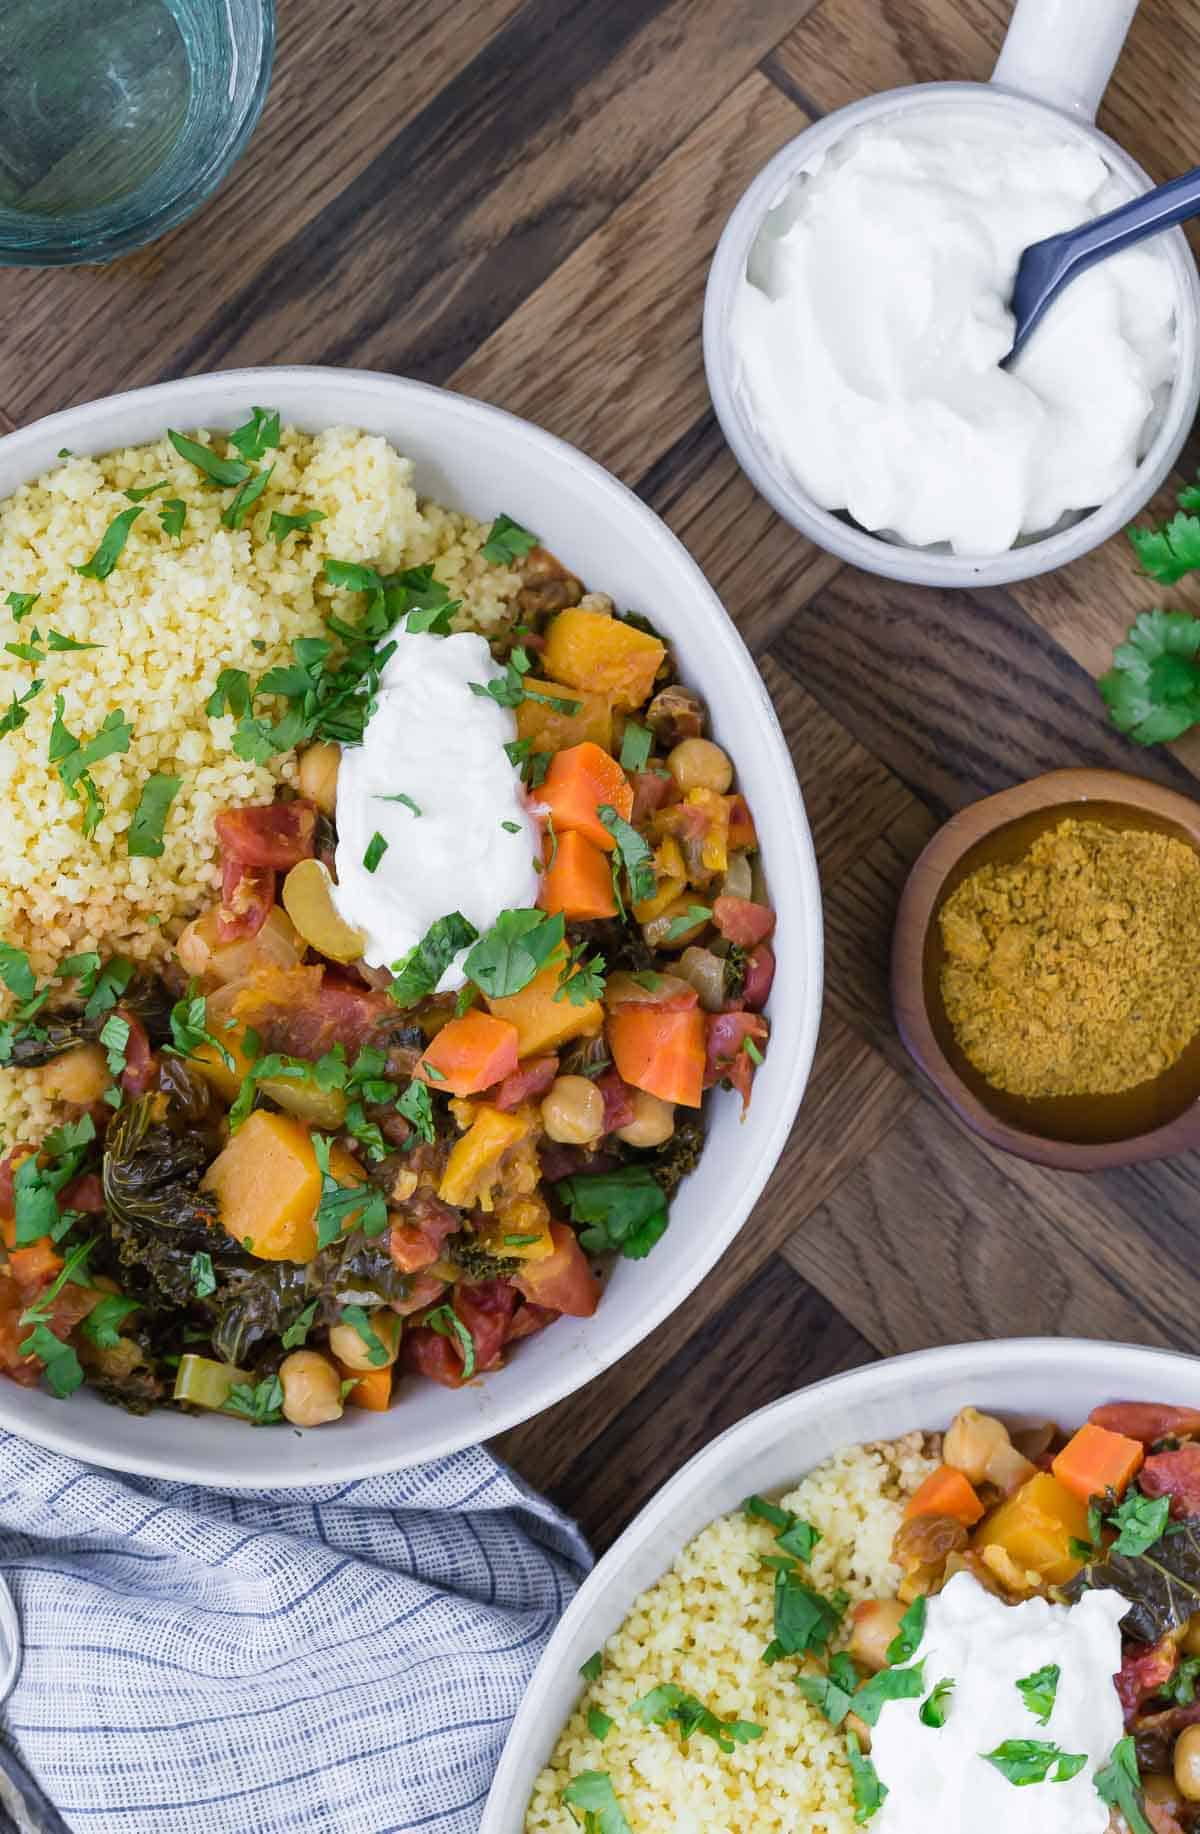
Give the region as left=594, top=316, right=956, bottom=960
left=870, top=1571, right=1127, bottom=1833
left=733, top=109, right=1178, bottom=555
left=331, top=628, right=540, bottom=983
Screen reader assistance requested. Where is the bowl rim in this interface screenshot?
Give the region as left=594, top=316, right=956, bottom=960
left=891, top=767, right=1200, bottom=1169
left=0, top=363, right=823, bottom=1484
left=703, top=80, right=1200, bottom=590
left=482, top=1334, right=1200, bottom=1830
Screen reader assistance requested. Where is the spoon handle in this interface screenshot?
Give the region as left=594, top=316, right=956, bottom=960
left=1009, top=165, right=1200, bottom=360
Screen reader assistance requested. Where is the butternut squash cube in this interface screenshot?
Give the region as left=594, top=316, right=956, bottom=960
left=542, top=610, right=665, bottom=711
left=201, top=1112, right=364, bottom=1263
left=439, top=1105, right=530, bottom=1211
left=484, top=949, right=604, bottom=1057
left=972, top=1472, right=1090, bottom=1586
left=515, top=678, right=612, bottom=754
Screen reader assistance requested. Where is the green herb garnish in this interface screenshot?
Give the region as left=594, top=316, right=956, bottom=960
left=312, top=1133, right=386, bottom=1248
left=662, top=904, right=711, bottom=943
left=586, top=1706, right=612, bottom=1742
left=560, top=1772, right=631, bottom=1834
left=1016, top=1663, right=1060, bottom=1726
left=228, top=406, right=281, bottom=461
left=6, top=591, right=39, bottom=621
left=424, top=1303, right=475, bottom=1379
left=481, top=514, right=539, bottom=566
left=168, top=988, right=235, bottom=1070
left=619, top=722, right=653, bottom=773
left=74, top=505, right=143, bottom=580
left=885, top=1595, right=926, bottom=1665
left=555, top=1166, right=668, bottom=1260
left=190, top=1251, right=217, bottom=1299
left=630, top=1682, right=763, bottom=1753
left=0, top=678, right=44, bottom=737
left=124, top=480, right=168, bottom=503
left=128, top=773, right=182, bottom=858
left=389, top=912, right=478, bottom=1007
left=796, top=1652, right=860, bottom=1727
left=362, top=831, right=388, bottom=874
left=1108, top=1491, right=1172, bottom=1557
left=846, top=1732, right=887, bottom=1825
left=1095, top=1735, right=1153, bottom=1834
left=377, top=792, right=421, bottom=816
left=269, top=508, right=326, bottom=543
left=46, top=630, right=102, bottom=652
left=919, top=1677, right=954, bottom=1728
left=168, top=428, right=252, bottom=487
left=159, top=499, right=186, bottom=538
left=598, top=804, right=655, bottom=904
left=396, top=1079, right=435, bottom=1145
left=222, top=1375, right=285, bottom=1425
left=464, top=908, right=564, bottom=1000
left=222, top=463, right=274, bottom=531
left=80, top=1292, right=140, bottom=1349
left=17, top=1322, right=84, bottom=1398
left=99, top=1012, right=130, bottom=1078
left=554, top=945, right=605, bottom=1007
left=340, top=1304, right=390, bottom=1367
left=983, top=1740, right=1086, bottom=1787
left=579, top=1651, right=603, bottom=1683
left=281, top=1301, right=319, bottom=1350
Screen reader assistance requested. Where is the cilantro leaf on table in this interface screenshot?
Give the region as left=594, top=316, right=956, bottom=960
left=555, top=1166, right=668, bottom=1260
left=1130, top=510, right=1200, bottom=585
left=1100, top=609, right=1200, bottom=744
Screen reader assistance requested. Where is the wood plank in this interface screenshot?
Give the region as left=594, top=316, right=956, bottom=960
left=493, top=1009, right=914, bottom=1492
left=450, top=75, right=804, bottom=486
left=785, top=1097, right=1184, bottom=1357
left=638, top=411, right=845, bottom=656
left=769, top=569, right=1200, bottom=818
left=148, top=0, right=825, bottom=396
left=760, top=653, right=914, bottom=888
left=542, top=1256, right=875, bottom=1547
left=0, top=0, right=528, bottom=425
left=767, top=0, right=1005, bottom=114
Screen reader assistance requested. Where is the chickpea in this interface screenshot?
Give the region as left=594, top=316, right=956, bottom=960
left=278, top=1350, right=344, bottom=1427
left=848, top=1597, right=907, bottom=1672
left=1182, top=1612, right=1200, bottom=1657
left=944, top=1406, right=1035, bottom=1495
left=1176, top=1725, right=1200, bottom=1802
left=297, top=741, right=341, bottom=816
left=541, top=1075, right=605, bottom=1146
left=39, top=1041, right=110, bottom=1105
left=328, top=1309, right=402, bottom=1373
left=668, top=736, right=733, bottom=795
left=615, top=1090, right=675, bottom=1149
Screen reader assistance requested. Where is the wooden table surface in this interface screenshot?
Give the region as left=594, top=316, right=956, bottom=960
left=5, top=0, right=1200, bottom=1552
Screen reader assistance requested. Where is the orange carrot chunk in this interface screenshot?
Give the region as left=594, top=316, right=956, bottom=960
left=415, top=1011, right=520, bottom=1098
left=608, top=1005, right=706, bottom=1108
left=539, top=742, right=634, bottom=851
left=904, top=1464, right=985, bottom=1527
left=1052, top=1421, right=1145, bottom=1504
left=340, top=1363, right=393, bottom=1411
left=538, top=829, right=617, bottom=921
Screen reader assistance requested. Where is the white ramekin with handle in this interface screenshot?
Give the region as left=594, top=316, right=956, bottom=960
left=703, top=0, right=1200, bottom=590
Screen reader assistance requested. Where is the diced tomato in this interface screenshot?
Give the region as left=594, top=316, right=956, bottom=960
left=1139, top=1445, right=1200, bottom=1518
left=234, top=964, right=395, bottom=1059
left=402, top=1326, right=466, bottom=1389
left=712, top=896, right=776, bottom=947
left=741, top=943, right=775, bottom=1012
left=704, top=1011, right=769, bottom=1112
left=216, top=861, right=275, bottom=942
left=595, top=1070, right=636, bottom=1134
left=630, top=770, right=674, bottom=824
left=1116, top=1636, right=1179, bottom=1722
left=726, top=794, right=757, bottom=851
left=388, top=1195, right=459, bottom=1275
left=489, top=1055, right=559, bottom=1112
left=117, top=1011, right=157, bottom=1097
left=59, top=1170, right=105, bottom=1214
left=514, top=1223, right=600, bottom=1317
left=454, top=1280, right=517, bottom=1374
left=390, top=1272, right=448, bottom=1317
left=505, top=1301, right=560, bottom=1342
left=215, top=800, right=317, bottom=869
left=0, top=1275, right=39, bottom=1387
left=1090, top=1402, right=1200, bottom=1444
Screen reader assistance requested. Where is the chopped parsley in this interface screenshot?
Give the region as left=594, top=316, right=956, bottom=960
left=619, top=721, right=653, bottom=773
left=73, top=505, right=143, bottom=580
left=630, top=1683, right=762, bottom=1753
left=49, top=698, right=133, bottom=838
left=362, top=831, right=388, bottom=874
left=189, top=1251, right=217, bottom=1299
left=796, top=1652, right=860, bottom=1727
left=424, top=1303, right=475, bottom=1379
left=982, top=1740, right=1085, bottom=1787
left=168, top=428, right=252, bottom=487
left=12, top=1116, right=96, bottom=1246
left=223, top=1375, right=285, bottom=1425
left=18, top=1236, right=95, bottom=1331
left=743, top=1494, right=821, bottom=1562
left=159, top=499, right=187, bottom=538
left=852, top=1660, right=925, bottom=1726
left=46, top=630, right=102, bottom=652
left=222, top=463, right=274, bottom=530
left=128, top=773, right=181, bottom=858
left=1163, top=1654, right=1200, bottom=1705
left=269, top=509, right=326, bottom=544
left=598, top=804, right=655, bottom=904
left=579, top=1651, right=603, bottom=1683
left=1095, top=1735, right=1153, bottom=1833
left=555, top=945, right=606, bottom=1007
left=312, top=1133, right=387, bottom=1248
left=99, top=1012, right=130, bottom=1078
left=228, top=406, right=281, bottom=461
left=763, top=1564, right=847, bottom=1666
left=168, top=989, right=235, bottom=1070
left=17, top=1322, right=84, bottom=1398
left=885, top=1595, right=926, bottom=1665
left=123, top=480, right=167, bottom=502
left=586, top=1706, right=612, bottom=1743
left=662, top=903, right=711, bottom=943
left=340, top=1304, right=390, bottom=1366
left=481, top=513, right=539, bottom=566
left=0, top=678, right=44, bottom=737
left=84, top=956, right=135, bottom=1022
left=396, top=1079, right=435, bottom=1145
left=1016, top=1663, right=1060, bottom=1726
left=1108, top=1490, right=1171, bottom=1557
left=377, top=792, right=421, bottom=816
left=919, top=1676, right=954, bottom=1728
left=80, top=1293, right=140, bottom=1349
left=464, top=908, right=564, bottom=1000
left=555, top=1166, right=668, bottom=1260
left=6, top=591, right=39, bottom=621
left=504, top=738, right=552, bottom=789
left=390, top=912, right=478, bottom=1007
left=281, top=1301, right=319, bottom=1350
left=500, top=819, right=521, bottom=833
left=469, top=646, right=580, bottom=716
left=560, top=1772, right=631, bottom=1834
left=847, top=1733, right=887, bottom=1825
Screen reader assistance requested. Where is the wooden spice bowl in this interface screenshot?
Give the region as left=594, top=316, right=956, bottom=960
left=891, top=768, right=1200, bottom=1171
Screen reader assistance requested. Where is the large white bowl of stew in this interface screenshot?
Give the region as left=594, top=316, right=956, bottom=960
left=0, top=367, right=821, bottom=1485
left=486, top=1338, right=1200, bottom=1834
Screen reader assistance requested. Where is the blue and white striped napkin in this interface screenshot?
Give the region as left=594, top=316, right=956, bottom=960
left=0, top=1429, right=590, bottom=1833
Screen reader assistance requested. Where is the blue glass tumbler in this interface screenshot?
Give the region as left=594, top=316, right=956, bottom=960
left=0, top=0, right=275, bottom=266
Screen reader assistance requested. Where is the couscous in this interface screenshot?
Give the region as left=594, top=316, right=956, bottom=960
left=530, top=1400, right=1200, bottom=1832
left=0, top=411, right=775, bottom=1426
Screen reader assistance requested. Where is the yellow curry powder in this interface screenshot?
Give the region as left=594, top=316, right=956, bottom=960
left=938, top=817, right=1200, bottom=1100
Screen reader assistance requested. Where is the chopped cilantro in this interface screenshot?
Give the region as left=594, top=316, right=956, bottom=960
left=481, top=513, right=539, bottom=566
left=662, top=904, right=711, bottom=943
left=205, top=669, right=253, bottom=720
left=281, top=1300, right=318, bottom=1350
left=619, top=722, right=652, bottom=772
left=846, top=1733, right=887, bottom=1825
left=982, top=1740, right=1086, bottom=1786
left=390, top=912, right=478, bottom=1007
left=168, top=428, right=252, bottom=487
left=597, top=805, right=655, bottom=904
left=222, top=463, right=274, bottom=531
left=80, top=1293, right=140, bottom=1349
left=555, top=946, right=606, bottom=1007
left=123, top=480, right=167, bottom=502
left=99, top=1012, right=130, bottom=1078
left=397, top=1079, right=435, bottom=1145
left=222, top=1375, right=284, bottom=1425
left=17, top=1322, right=84, bottom=1398
left=73, top=505, right=143, bottom=580
left=46, top=630, right=102, bottom=652
left=555, top=1166, right=668, bottom=1259
left=560, top=1772, right=631, bottom=1834
left=128, top=773, right=181, bottom=858
left=377, top=792, right=421, bottom=816
left=853, top=1660, right=926, bottom=1726
left=83, top=956, right=134, bottom=1022
left=312, top=1133, right=386, bottom=1247
left=1015, top=1663, right=1060, bottom=1726
left=586, top=1706, right=612, bottom=1742
left=919, top=1676, right=954, bottom=1728
left=424, top=1303, right=475, bottom=1379
left=6, top=591, right=39, bottom=621
left=1095, top=1736, right=1153, bottom=1834
left=797, top=1651, right=861, bottom=1727
left=189, top=1251, right=217, bottom=1299
left=362, top=831, right=388, bottom=874
left=1108, top=1491, right=1171, bottom=1557
left=167, top=988, right=235, bottom=1070
left=630, top=1682, right=762, bottom=1753
left=465, top=908, right=564, bottom=1000
left=269, top=509, right=326, bottom=544
left=579, top=1651, right=603, bottom=1683
left=340, top=1304, right=390, bottom=1366
left=159, top=499, right=187, bottom=538
left=0, top=678, right=43, bottom=737
left=885, top=1595, right=926, bottom=1665
left=228, top=406, right=281, bottom=461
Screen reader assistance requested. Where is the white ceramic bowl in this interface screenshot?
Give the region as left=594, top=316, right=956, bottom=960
left=482, top=1335, right=1200, bottom=1830
left=704, top=84, right=1200, bottom=590
left=0, top=366, right=822, bottom=1486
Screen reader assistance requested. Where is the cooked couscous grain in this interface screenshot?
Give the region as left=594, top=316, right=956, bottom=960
left=526, top=1434, right=937, bottom=1834
left=0, top=424, right=520, bottom=1144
